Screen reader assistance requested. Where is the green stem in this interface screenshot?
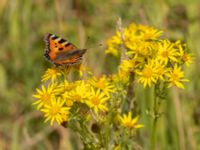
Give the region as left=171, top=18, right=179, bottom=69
left=150, top=85, right=159, bottom=150
left=150, top=116, right=158, bottom=150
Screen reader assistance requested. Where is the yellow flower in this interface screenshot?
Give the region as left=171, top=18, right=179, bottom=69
left=154, top=61, right=168, bottom=81
left=124, top=23, right=161, bottom=57
left=89, top=76, right=116, bottom=96
left=41, top=97, right=69, bottom=125
left=33, top=83, right=58, bottom=110
left=124, top=23, right=141, bottom=40
left=137, top=61, right=158, bottom=87
left=105, top=47, right=119, bottom=56
left=57, top=80, right=77, bottom=107
left=178, top=45, right=193, bottom=66
left=125, top=39, right=158, bottom=61
left=109, top=32, right=122, bottom=45
left=138, top=25, right=163, bottom=40
left=157, top=40, right=179, bottom=65
left=119, top=112, right=144, bottom=129
left=124, top=24, right=141, bottom=51
left=57, top=80, right=76, bottom=93
left=131, top=41, right=156, bottom=58
left=111, top=70, right=130, bottom=85
left=41, top=67, right=63, bottom=82
left=166, top=64, right=189, bottom=89
left=105, top=32, right=122, bottom=56
left=64, top=80, right=90, bottom=104
left=119, top=59, right=138, bottom=73
left=86, top=88, right=109, bottom=113
left=124, top=23, right=162, bottom=41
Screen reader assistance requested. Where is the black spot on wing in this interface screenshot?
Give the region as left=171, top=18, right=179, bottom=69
left=58, top=47, right=63, bottom=51
left=58, top=38, right=66, bottom=44
left=64, top=43, right=71, bottom=47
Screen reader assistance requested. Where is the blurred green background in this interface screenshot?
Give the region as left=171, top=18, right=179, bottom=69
left=0, top=0, right=200, bottom=149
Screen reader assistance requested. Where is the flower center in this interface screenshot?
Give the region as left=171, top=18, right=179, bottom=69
left=72, top=94, right=81, bottom=102
left=171, top=73, right=179, bottom=81
left=143, top=67, right=153, bottom=78
left=96, top=80, right=105, bottom=89
left=66, top=99, right=73, bottom=107
left=42, top=92, right=51, bottom=104
left=91, top=96, right=100, bottom=105
left=50, top=105, right=60, bottom=115
left=161, top=50, right=169, bottom=58
left=157, top=66, right=164, bottom=75
left=182, top=54, right=189, bottom=62
left=125, top=121, right=134, bottom=128
left=143, top=33, right=152, bottom=40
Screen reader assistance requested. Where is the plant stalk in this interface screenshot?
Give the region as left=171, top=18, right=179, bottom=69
left=150, top=85, right=159, bottom=150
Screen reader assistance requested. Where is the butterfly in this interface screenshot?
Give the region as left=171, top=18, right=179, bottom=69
left=44, top=33, right=87, bottom=66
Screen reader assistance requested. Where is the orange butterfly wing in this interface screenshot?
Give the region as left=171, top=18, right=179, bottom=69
left=44, top=33, right=86, bottom=66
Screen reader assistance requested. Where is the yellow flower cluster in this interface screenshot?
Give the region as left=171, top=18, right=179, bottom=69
left=33, top=66, right=143, bottom=130
left=33, top=67, right=117, bottom=125
left=106, top=23, right=193, bottom=88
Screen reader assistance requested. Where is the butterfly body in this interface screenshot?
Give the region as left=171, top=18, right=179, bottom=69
left=44, top=33, right=87, bottom=66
